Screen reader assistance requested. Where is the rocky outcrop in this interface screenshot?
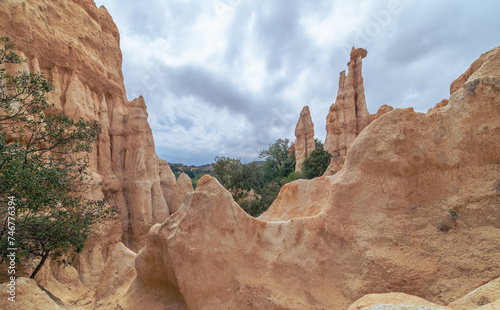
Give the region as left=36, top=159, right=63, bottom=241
left=448, top=276, right=500, bottom=310
left=428, top=99, right=450, bottom=113
left=0, top=0, right=193, bottom=307
left=159, top=162, right=195, bottom=214
left=348, top=292, right=452, bottom=310
left=133, top=46, right=500, bottom=309
left=0, top=0, right=171, bottom=253
left=348, top=276, right=500, bottom=310
left=324, top=47, right=369, bottom=157
left=0, top=277, right=77, bottom=309
left=324, top=48, right=393, bottom=175
left=449, top=47, right=500, bottom=95
left=294, top=105, right=315, bottom=172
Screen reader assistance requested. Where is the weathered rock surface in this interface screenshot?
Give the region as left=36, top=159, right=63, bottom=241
left=0, top=0, right=171, bottom=254
left=134, top=46, right=500, bottom=309
left=171, top=173, right=195, bottom=214
left=348, top=276, right=500, bottom=310
left=449, top=47, right=499, bottom=95
left=0, top=0, right=190, bottom=307
left=324, top=48, right=393, bottom=175
left=159, top=161, right=194, bottom=214
left=294, top=105, right=315, bottom=172
left=448, top=276, right=500, bottom=310
left=428, top=99, right=450, bottom=113
left=348, top=292, right=452, bottom=310
left=0, top=277, right=77, bottom=309
left=324, top=47, right=369, bottom=157
left=258, top=177, right=336, bottom=221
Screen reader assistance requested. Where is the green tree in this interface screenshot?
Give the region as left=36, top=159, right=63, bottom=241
left=314, top=138, right=324, bottom=150
left=213, top=156, right=251, bottom=202
left=0, top=37, right=116, bottom=279
left=302, top=148, right=332, bottom=179
left=259, top=138, right=295, bottom=183
left=185, top=170, right=195, bottom=179
left=213, top=157, right=267, bottom=216
left=213, top=139, right=300, bottom=217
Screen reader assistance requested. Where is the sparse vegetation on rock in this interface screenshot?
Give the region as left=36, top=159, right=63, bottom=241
left=0, top=38, right=116, bottom=279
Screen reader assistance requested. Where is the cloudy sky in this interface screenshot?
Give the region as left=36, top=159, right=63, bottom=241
left=93, top=0, right=500, bottom=165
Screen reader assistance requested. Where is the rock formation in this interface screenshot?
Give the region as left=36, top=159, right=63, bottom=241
left=0, top=0, right=188, bottom=307
left=130, top=45, right=500, bottom=309
left=324, top=47, right=393, bottom=175
left=170, top=173, right=195, bottom=213
left=1, top=0, right=500, bottom=309
left=324, top=47, right=369, bottom=157
left=159, top=160, right=195, bottom=214
left=448, top=276, right=500, bottom=310
left=0, top=0, right=183, bottom=253
left=294, top=105, right=315, bottom=172
left=348, top=275, right=500, bottom=310
left=0, top=277, right=72, bottom=309
left=348, top=292, right=453, bottom=310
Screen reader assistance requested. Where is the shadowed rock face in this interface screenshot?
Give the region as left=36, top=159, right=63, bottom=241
left=294, top=105, right=315, bottom=172
left=134, top=46, right=500, bottom=309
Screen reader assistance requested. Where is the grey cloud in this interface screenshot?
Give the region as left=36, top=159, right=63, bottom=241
left=94, top=0, right=500, bottom=165
left=358, top=0, right=500, bottom=112
left=165, top=65, right=251, bottom=114
left=100, top=0, right=206, bottom=39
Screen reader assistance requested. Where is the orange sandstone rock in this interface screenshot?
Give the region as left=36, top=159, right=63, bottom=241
left=0, top=0, right=170, bottom=252
left=0, top=0, right=188, bottom=307
left=294, top=105, right=315, bottom=172
left=324, top=48, right=393, bottom=176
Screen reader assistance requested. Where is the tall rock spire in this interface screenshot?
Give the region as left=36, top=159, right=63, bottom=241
left=325, top=47, right=370, bottom=157
left=323, top=47, right=393, bottom=175
left=294, top=106, right=315, bottom=172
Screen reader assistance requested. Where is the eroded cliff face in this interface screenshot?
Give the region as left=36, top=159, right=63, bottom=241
left=0, top=0, right=174, bottom=253
left=0, top=1, right=197, bottom=306
left=294, top=105, right=315, bottom=172
left=130, top=46, right=500, bottom=309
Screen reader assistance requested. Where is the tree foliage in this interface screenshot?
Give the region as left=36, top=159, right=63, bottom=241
left=214, top=157, right=251, bottom=202
left=213, top=139, right=299, bottom=217
left=0, top=37, right=117, bottom=279
left=302, top=148, right=332, bottom=179
left=213, top=137, right=337, bottom=216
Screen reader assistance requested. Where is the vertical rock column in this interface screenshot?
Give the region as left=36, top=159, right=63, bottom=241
left=324, top=47, right=370, bottom=157
left=323, top=47, right=393, bottom=176
left=295, top=106, right=315, bottom=172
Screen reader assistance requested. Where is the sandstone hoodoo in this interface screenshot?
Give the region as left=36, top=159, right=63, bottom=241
left=159, top=160, right=195, bottom=215
left=324, top=47, right=370, bottom=158
left=1, top=0, right=500, bottom=309
left=324, top=47, right=393, bottom=175
left=294, top=105, right=316, bottom=172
